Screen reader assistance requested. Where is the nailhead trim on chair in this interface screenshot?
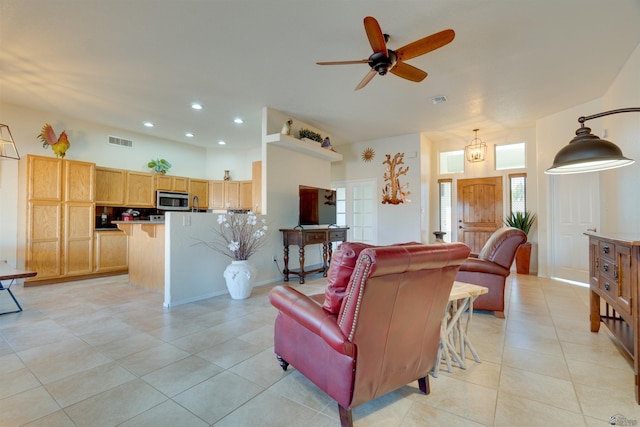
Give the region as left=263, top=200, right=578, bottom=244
left=339, top=254, right=372, bottom=342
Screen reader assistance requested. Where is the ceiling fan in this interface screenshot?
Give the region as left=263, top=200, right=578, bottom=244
left=317, top=16, right=455, bottom=90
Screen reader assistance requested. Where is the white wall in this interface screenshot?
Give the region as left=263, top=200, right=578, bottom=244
left=331, top=133, right=423, bottom=245
left=535, top=43, right=640, bottom=276
left=600, top=43, right=640, bottom=233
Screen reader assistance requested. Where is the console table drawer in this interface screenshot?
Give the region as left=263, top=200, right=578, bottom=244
left=304, top=231, right=327, bottom=244
left=328, top=230, right=347, bottom=241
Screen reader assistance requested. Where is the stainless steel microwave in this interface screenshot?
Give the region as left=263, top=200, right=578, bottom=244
left=156, top=191, right=189, bottom=211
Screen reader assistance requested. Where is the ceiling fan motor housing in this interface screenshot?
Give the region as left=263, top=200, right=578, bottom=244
left=369, top=51, right=397, bottom=75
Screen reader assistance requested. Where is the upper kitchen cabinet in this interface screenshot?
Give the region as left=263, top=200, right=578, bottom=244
left=156, top=175, right=188, bottom=192
left=64, top=160, right=95, bottom=202
left=209, top=180, right=252, bottom=210
left=188, top=179, right=208, bottom=209
left=27, top=155, right=63, bottom=201
left=95, top=167, right=126, bottom=205
left=125, top=171, right=155, bottom=207
left=209, top=181, right=226, bottom=210
left=240, top=181, right=252, bottom=210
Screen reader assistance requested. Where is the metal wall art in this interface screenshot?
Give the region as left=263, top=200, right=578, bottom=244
left=381, top=152, right=410, bottom=205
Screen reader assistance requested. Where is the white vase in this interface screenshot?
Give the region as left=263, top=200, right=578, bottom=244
left=223, top=260, right=256, bottom=300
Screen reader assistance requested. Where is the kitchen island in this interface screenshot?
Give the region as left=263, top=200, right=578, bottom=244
left=113, top=220, right=165, bottom=292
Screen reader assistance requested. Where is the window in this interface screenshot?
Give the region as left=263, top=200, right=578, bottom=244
left=509, top=173, right=526, bottom=214
left=438, top=179, right=452, bottom=242
left=439, top=150, right=464, bottom=174
left=335, top=186, right=346, bottom=227
left=495, top=142, right=525, bottom=170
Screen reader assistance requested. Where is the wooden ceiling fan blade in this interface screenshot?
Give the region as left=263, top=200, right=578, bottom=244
left=390, top=62, right=427, bottom=82
left=316, top=59, right=372, bottom=65
left=364, top=16, right=388, bottom=55
left=355, top=69, right=377, bottom=91
left=395, top=29, right=455, bottom=61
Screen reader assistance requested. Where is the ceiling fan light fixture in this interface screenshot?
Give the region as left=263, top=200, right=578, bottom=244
left=465, top=128, right=487, bottom=163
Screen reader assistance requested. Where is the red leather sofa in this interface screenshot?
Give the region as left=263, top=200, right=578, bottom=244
left=269, top=242, right=470, bottom=426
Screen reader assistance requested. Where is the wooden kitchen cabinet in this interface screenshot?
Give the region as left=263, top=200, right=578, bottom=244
left=188, top=179, right=208, bottom=209
left=95, top=167, right=126, bottom=205
left=26, top=201, right=62, bottom=279
left=94, top=230, right=128, bottom=273
left=208, top=180, right=253, bottom=210
left=155, top=175, right=188, bottom=192
left=125, top=171, right=155, bottom=207
left=209, top=180, right=226, bottom=209
left=252, top=161, right=262, bottom=213
left=27, top=155, right=63, bottom=201
left=64, top=202, right=94, bottom=275
left=240, top=181, right=252, bottom=210
left=225, top=181, right=241, bottom=209
left=64, top=160, right=95, bottom=202
left=25, top=155, right=95, bottom=283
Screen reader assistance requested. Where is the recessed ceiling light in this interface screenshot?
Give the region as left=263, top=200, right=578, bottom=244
left=191, top=103, right=203, bottom=110
left=431, top=95, right=447, bottom=105
left=143, top=121, right=154, bottom=128
left=234, top=118, right=244, bottom=124
left=218, top=140, right=226, bottom=145
left=185, top=132, right=194, bottom=137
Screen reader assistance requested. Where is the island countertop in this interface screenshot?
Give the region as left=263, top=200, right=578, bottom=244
left=114, top=221, right=165, bottom=292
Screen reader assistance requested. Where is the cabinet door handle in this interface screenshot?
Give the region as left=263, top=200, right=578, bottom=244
left=614, top=268, right=618, bottom=280
left=603, top=246, right=610, bottom=254
left=604, top=283, right=611, bottom=291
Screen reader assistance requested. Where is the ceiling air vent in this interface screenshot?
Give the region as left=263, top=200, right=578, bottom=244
left=108, top=136, right=133, bottom=148
left=431, top=95, right=447, bottom=105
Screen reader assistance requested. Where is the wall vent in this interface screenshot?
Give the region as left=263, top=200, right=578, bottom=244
left=108, top=135, right=133, bottom=147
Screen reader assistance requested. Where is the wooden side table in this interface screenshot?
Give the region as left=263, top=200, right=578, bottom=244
left=279, top=228, right=348, bottom=284
left=432, top=281, right=488, bottom=377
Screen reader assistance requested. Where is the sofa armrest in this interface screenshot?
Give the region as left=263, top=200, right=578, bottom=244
left=457, top=257, right=510, bottom=277
left=269, top=285, right=354, bottom=356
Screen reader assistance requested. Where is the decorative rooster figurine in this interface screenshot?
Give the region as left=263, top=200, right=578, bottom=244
left=38, top=123, right=70, bottom=158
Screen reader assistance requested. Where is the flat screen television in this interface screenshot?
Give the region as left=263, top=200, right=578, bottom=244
left=298, top=185, right=337, bottom=226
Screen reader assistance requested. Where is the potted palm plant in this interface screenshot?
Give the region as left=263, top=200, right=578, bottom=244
left=504, top=211, right=536, bottom=274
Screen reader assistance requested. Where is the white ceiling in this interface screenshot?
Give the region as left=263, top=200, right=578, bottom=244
left=1, top=0, right=639, bottom=150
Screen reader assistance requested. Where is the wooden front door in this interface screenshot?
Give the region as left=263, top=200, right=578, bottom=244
left=457, top=177, right=503, bottom=253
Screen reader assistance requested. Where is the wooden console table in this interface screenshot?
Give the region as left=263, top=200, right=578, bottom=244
left=280, top=227, right=348, bottom=284
left=586, top=232, right=640, bottom=404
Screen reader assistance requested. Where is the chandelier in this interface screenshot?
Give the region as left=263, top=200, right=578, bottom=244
left=465, top=128, right=487, bottom=163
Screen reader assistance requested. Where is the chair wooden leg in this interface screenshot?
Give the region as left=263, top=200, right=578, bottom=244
left=338, top=404, right=353, bottom=427
left=276, top=355, right=289, bottom=371
left=418, top=376, right=430, bottom=394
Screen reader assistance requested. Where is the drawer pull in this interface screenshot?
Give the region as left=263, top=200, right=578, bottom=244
left=604, top=283, right=611, bottom=291
left=603, top=264, right=609, bottom=272
left=603, top=246, right=610, bottom=254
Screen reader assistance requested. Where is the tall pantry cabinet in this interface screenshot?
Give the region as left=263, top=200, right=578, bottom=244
left=25, top=155, right=95, bottom=283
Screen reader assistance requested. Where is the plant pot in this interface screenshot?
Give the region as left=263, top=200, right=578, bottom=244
left=515, top=242, right=532, bottom=275
left=223, top=260, right=256, bottom=299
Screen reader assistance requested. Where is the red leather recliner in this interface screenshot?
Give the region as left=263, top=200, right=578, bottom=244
left=455, top=227, right=527, bottom=318
left=269, top=242, right=470, bottom=427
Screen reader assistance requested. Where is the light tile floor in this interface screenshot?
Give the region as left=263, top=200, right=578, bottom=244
left=0, top=273, right=638, bottom=426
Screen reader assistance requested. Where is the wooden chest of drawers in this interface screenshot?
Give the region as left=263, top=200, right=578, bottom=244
left=587, top=233, right=640, bottom=404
